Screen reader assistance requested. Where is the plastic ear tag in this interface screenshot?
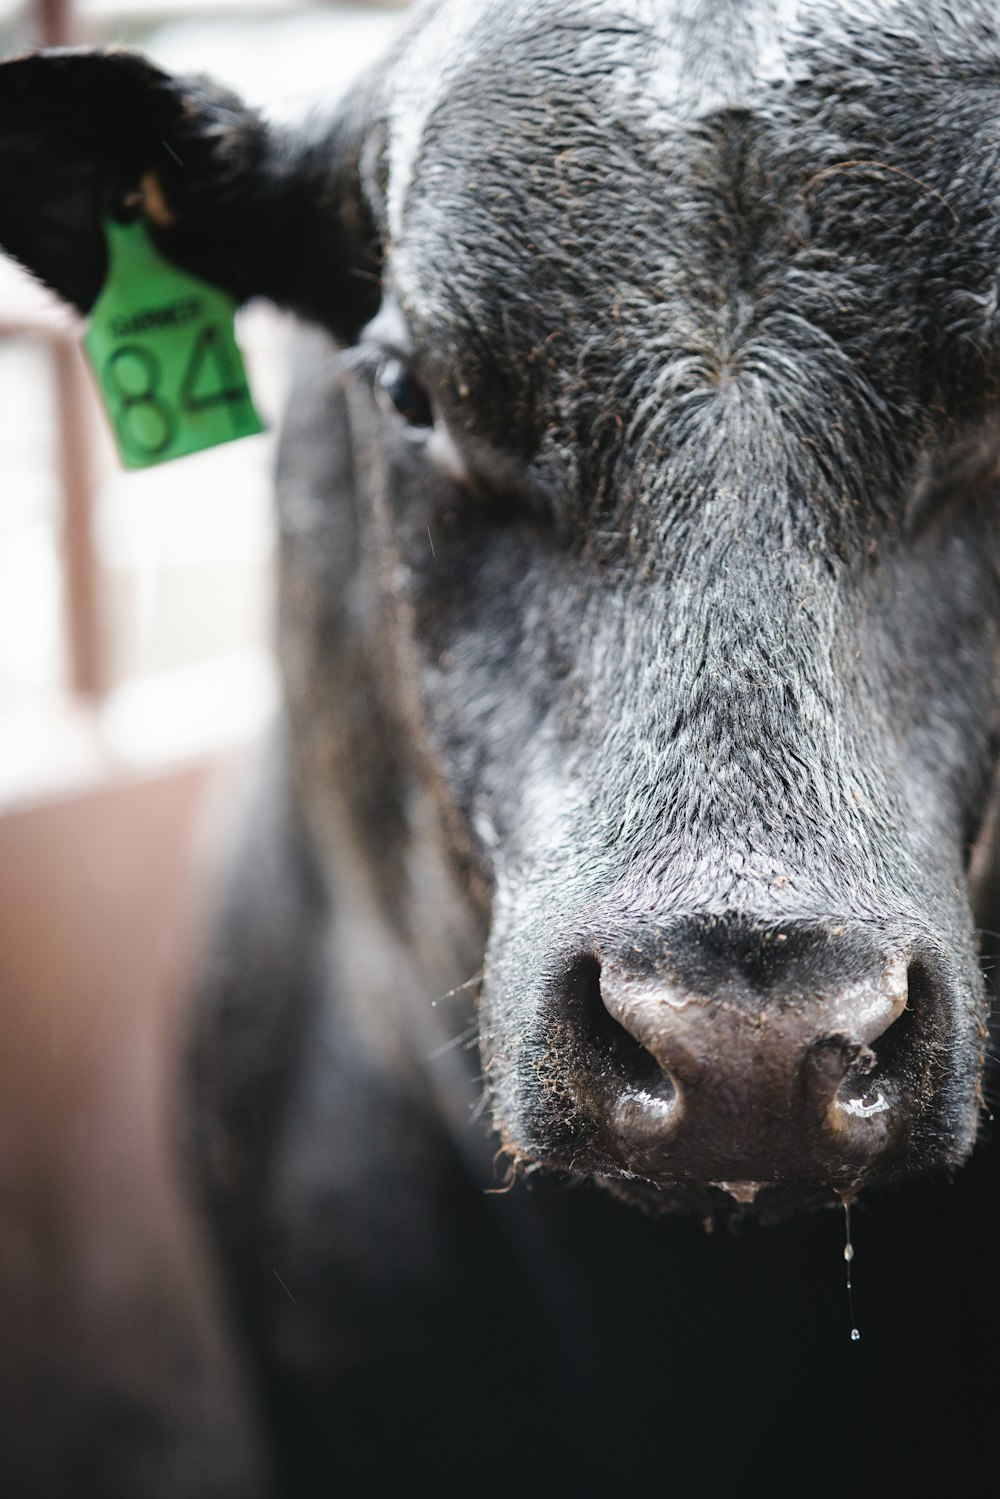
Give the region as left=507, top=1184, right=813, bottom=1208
left=83, top=216, right=264, bottom=470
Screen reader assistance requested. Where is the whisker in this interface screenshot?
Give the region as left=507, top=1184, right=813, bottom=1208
left=430, top=970, right=485, bottom=1007
left=427, top=1020, right=480, bottom=1061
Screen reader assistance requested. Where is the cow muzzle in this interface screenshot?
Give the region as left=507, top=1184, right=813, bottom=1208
left=601, top=951, right=906, bottom=1185
left=526, top=920, right=968, bottom=1204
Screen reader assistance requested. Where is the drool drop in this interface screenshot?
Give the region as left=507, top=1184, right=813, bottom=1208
left=838, top=1189, right=861, bottom=1344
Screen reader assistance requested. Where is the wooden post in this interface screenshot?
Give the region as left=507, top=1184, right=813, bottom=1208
left=28, top=0, right=104, bottom=698
left=52, top=337, right=102, bottom=699
left=35, top=0, right=73, bottom=48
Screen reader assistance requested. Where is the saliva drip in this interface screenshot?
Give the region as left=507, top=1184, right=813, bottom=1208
left=838, top=1189, right=861, bottom=1343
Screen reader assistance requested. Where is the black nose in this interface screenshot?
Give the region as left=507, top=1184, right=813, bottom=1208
left=593, top=924, right=911, bottom=1190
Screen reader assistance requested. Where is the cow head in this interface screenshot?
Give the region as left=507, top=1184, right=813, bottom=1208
left=4, top=0, right=1000, bottom=1218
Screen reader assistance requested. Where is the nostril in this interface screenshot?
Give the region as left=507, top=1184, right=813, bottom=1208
left=834, top=1043, right=890, bottom=1119
left=565, top=953, right=672, bottom=1095
left=870, top=958, right=923, bottom=1074
left=834, top=955, right=913, bottom=1123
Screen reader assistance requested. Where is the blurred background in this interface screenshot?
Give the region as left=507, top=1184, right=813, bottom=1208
left=0, top=1, right=407, bottom=1490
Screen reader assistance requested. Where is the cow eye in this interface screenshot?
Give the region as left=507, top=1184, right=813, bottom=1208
left=375, top=357, right=433, bottom=428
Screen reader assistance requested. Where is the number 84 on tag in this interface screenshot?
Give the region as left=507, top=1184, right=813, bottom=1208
left=84, top=216, right=264, bottom=471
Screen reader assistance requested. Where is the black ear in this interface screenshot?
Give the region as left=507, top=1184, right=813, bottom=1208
left=0, top=47, right=382, bottom=341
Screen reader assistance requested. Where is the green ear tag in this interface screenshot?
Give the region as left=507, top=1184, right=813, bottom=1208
left=83, top=216, right=264, bottom=470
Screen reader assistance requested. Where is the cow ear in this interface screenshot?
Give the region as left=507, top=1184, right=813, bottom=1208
left=0, top=48, right=382, bottom=342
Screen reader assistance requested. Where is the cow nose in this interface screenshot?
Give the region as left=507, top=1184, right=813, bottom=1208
left=595, top=937, right=910, bottom=1186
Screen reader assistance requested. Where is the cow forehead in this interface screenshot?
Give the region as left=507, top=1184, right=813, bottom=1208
left=383, top=0, right=971, bottom=243
left=378, top=0, right=999, bottom=436
left=385, top=0, right=793, bottom=238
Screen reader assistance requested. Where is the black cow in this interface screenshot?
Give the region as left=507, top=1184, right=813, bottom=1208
left=3, top=1, right=1000, bottom=1493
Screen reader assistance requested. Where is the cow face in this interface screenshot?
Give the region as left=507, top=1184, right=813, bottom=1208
left=336, top=0, right=1000, bottom=1215
left=3, top=0, right=999, bottom=1218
